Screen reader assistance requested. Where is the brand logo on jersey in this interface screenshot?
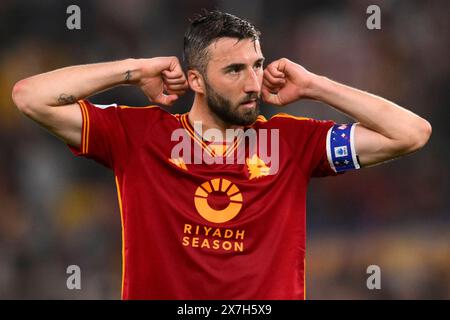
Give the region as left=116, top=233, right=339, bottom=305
left=334, top=146, right=348, bottom=157
left=246, top=154, right=270, bottom=180
left=194, top=178, right=243, bottom=223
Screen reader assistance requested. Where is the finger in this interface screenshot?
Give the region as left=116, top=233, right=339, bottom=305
left=274, top=58, right=288, bottom=74
left=164, top=82, right=188, bottom=93
left=166, top=58, right=186, bottom=77
left=166, top=89, right=187, bottom=97
left=262, top=75, right=277, bottom=86
left=262, top=79, right=280, bottom=92
left=168, top=57, right=183, bottom=71
left=165, top=82, right=188, bottom=90
left=267, top=63, right=286, bottom=78
left=155, top=93, right=179, bottom=106
left=261, top=87, right=281, bottom=105
left=162, top=73, right=186, bottom=84
left=163, top=76, right=187, bottom=85
left=164, top=95, right=179, bottom=106
left=163, top=84, right=187, bottom=96
left=166, top=90, right=187, bottom=97
left=162, top=69, right=186, bottom=78
left=162, top=66, right=186, bottom=79
left=263, top=70, right=286, bottom=86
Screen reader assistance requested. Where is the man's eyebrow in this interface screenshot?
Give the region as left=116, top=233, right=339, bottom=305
left=222, top=63, right=245, bottom=72
left=222, top=58, right=265, bottom=72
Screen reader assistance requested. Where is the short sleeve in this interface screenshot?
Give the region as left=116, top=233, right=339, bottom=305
left=295, top=118, right=340, bottom=178
left=67, top=99, right=159, bottom=170
left=270, top=114, right=339, bottom=178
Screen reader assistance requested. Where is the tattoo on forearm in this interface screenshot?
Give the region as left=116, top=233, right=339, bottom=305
left=57, top=93, right=76, bottom=105
left=124, top=70, right=132, bottom=83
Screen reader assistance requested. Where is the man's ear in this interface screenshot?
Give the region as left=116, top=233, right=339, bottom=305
left=188, top=70, right=205, bottom=94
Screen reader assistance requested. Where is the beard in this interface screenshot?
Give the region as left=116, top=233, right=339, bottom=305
left=204, top=80, right=260, bottom=126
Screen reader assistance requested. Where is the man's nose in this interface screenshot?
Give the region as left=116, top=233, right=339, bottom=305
left=243, top=68, right=261, bottom=94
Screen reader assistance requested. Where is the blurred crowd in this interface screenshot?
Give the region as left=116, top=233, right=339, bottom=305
left=0, top=0, right=448, bottom=299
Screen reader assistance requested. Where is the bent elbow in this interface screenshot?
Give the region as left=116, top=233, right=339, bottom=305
left=12, top=79, right=34, bottom=116
left=401, top=119, right=432, bottom=153
left=413, top=119, right=432, bottom=150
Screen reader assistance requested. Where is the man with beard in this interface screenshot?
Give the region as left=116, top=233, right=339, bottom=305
left=12, top=11, right=431, bottom=299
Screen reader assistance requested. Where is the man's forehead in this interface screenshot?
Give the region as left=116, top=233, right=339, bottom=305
left=208, top=38, right=263, bottom=64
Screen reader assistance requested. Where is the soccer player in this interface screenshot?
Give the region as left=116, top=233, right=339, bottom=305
left=12, top=11, right=431, bottom=299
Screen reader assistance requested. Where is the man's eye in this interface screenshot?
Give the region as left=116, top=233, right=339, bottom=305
left=254, top=63, right=263, bottom=69
left=228, top=67, right=240, bottom=74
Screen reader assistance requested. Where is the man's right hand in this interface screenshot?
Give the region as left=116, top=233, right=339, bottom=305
left=137, top=57, right=189, bottom=106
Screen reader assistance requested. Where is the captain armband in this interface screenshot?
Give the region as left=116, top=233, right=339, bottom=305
left=326, top=123, right=361, bottom=173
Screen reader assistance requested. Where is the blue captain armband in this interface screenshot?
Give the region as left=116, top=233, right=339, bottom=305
left=326, top=123, right=361, bottom=173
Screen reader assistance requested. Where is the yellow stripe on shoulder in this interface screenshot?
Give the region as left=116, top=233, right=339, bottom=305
left=271, top=113, right=311, bottom=121
left=255, top=115, right=267, bottom=122
left=118, top=105, right=159, bottom=109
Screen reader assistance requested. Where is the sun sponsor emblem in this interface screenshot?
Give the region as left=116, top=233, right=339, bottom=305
left=194, top=178, right=243, bottom=224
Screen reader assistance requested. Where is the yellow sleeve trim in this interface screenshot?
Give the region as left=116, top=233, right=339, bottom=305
left=115, top=176, right=126, bottom=300
left=78, top=100, right=90, bottom=154
left=271, top=113, right=311, bottom=121
left=118, top=105, right=159, bottom=109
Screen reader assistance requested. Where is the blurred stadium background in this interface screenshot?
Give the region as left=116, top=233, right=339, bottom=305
left=0, top=0, right=448, bottom=299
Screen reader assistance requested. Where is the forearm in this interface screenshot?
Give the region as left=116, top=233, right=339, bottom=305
left=12, top=55, right=186, bottom=148
left=306, top=75, right=431, bottom=142
left=262, top=58, right=431, bottom=164
left=13, top=58, right=142, bottom=109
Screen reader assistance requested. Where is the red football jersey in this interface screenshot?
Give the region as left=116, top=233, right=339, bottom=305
left=69, top=99, right=338, bottom=300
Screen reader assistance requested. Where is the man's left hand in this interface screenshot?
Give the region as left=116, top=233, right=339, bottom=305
left=261, top=58, right=315, bottom=106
